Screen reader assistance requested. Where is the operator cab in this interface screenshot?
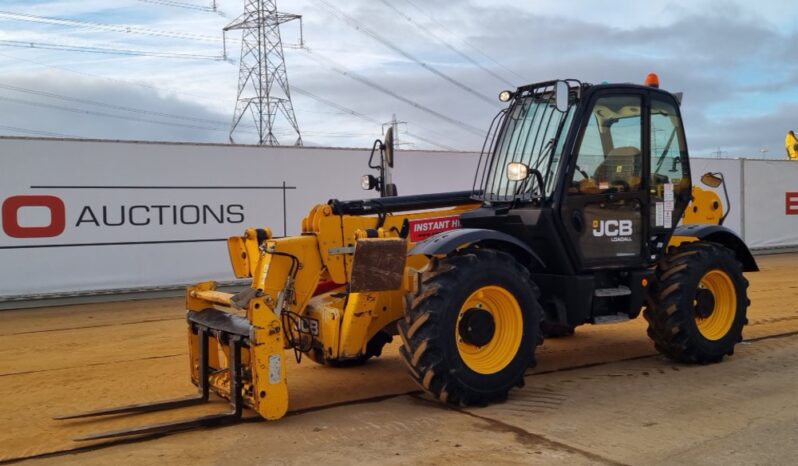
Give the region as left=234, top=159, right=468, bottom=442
left=464, top=76, right=692, bottom=327
left=468, top=76, right=691, bottom=273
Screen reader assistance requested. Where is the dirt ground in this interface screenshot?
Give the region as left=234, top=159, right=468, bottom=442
left=2, top=253, right=798, bottom=465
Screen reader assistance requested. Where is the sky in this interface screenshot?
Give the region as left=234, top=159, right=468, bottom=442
left=0, top=0, right=797, bottom=156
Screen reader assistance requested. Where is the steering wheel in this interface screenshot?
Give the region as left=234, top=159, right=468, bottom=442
left=610, top=179, right=630, bottom=192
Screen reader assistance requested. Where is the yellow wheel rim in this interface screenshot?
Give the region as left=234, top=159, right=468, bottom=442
left=456, top=285, right=523, bottom=375
left=695, top=269, right=737, bottom=341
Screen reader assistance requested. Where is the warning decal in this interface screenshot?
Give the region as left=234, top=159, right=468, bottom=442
left=408, top=215, right=461, bottom=242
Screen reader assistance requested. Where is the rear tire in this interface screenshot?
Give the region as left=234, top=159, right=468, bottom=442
left=644, top=241, right=749, bottom=364
left=398, top=248, right=541, bottom=406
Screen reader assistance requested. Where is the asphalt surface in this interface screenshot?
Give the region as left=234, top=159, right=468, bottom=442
left=1, top=253, right=798, bottom=465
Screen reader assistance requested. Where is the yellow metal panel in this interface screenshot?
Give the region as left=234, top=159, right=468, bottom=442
left=303, top=293, right=345, bottom=360
left=248, top=235, right=323, bottom=330
left=186, top=281, right=217, bottom=312
left=669, top=235, right=698, bottom=248
left=189, top=290, right=233, bottom=308
left=683, top=187, right=723, bottom=225
left=338, top=292, right=379, bottom=357
left=250, top=322, right=289, bottom=420
left=227, top=236, right=251, bottom=278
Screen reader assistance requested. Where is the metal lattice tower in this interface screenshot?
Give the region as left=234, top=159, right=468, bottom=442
left=224, top=0, right=302, bottom=145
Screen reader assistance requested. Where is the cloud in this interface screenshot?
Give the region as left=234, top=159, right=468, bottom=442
left=0, top=0, right=796, bottom=156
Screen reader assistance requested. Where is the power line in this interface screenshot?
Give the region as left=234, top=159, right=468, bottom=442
left=0, top=124, right=78, bottom=138
left=316, top=0, right=498, bottom=107
left=0, top=10, right=222, bottom=43
left=292, top=86, right=379, bottom=124
left=0, top=94, right=234, bottom=132
left=0, top=45, right=471, bottom=148
left=401, top=0, right=527, bottom=83
left=0, top=50, right=217, bottom=101
left=404, top=130, right=459, bottom=151
left=376, top=0, right=515, bottom=88
left=0, top=51, right=346, bottom=136
left=301, top=48, right=485, bottom=137
left=292, top=86, right=459, bottom=151
left=0, top=39, right=224, bottom=60
left=0, top=82, right=229, bottom=125
left=136, top=0, right=220, bottom=13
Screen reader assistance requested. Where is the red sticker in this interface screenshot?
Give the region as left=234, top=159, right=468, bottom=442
left=408, top=215, right=461, bottom=242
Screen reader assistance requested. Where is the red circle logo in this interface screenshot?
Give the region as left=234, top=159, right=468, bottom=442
left=2, top=195, right=66, bottom=238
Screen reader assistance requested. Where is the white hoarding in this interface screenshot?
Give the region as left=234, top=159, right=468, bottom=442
left=741, top=159, right=798, bottom=249
left=0, top=138, right=478, bottom=297
left=1, top=135, right=793, bottom=300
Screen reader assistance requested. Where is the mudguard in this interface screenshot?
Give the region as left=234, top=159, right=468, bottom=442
left=408, top=228, right=545, bottom=269
left=673, top=224, right=758, bottom=272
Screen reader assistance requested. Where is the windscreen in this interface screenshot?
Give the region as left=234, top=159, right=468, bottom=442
left=473, top=81, right=576, bottom=202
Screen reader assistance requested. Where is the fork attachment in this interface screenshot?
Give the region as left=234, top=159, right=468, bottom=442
left=56, top=322, right=246, bottom=441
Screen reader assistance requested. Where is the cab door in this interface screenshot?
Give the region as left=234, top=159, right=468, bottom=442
left=560, top=92, right=649, bottom=270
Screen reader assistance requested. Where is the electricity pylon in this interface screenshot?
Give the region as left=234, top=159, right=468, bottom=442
left=225, top=0, right=302, bottom=145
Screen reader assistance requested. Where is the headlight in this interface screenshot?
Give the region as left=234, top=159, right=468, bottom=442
left=498, top=90, right=513, bottom=102
left=361, top=174, right=378, bottom=190
left=506, top=162, right=529, bottom=181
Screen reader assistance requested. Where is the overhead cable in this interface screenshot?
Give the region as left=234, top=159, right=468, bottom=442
left=401, top=0, right=527, bottom=83
left=0, top=124, right=77, bottom=138
left=302, top=49, right=485, bottom=137
left=0, top=82, right=228, bottom=125
left=292, top=86, right=460, bottom=151
left=0, top=39, right=224, bottom=60
left=377, top=0, right=515, bottom=88
left=0, top=10, right=221, bottom=43
left=316, top=0, right=498, bottom=107
left=0, top=94, right=232, bottom=132
left=136, top=0, right=219, bottom=13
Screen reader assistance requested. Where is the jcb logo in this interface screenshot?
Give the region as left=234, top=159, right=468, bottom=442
left=592, top=219, right=633, bottom=238
left=297, top=317, right=320, bottom=336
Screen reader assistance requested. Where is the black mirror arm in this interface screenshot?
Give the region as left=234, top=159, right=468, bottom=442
left=716, top=172, right=730, bottom=225
left=368, top=139, right=382, bottom=169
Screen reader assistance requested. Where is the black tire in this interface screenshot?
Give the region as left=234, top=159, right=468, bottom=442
left=644, top=241, right=750, bottom=364
left=398, top=248, right=541, bottom=406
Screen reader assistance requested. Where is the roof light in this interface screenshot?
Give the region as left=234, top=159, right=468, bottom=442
left=498, top=90, right=513, bottom=102
left=645, top=73, right=660, bottom=88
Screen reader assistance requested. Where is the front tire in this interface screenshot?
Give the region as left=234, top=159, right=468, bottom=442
left=398, top=248, right=541, bottom=406
left=644, top=241, right=749, bottom=364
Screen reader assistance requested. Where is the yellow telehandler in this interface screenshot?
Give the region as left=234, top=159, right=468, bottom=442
left=58, top=75, right=757, bottom=440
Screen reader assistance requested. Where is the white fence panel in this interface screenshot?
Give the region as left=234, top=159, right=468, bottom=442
left=741, top=159, right=798, bottom=249
left=3, top=136, right=796, bottom=300
left=0, top=138, right=478, bottom=297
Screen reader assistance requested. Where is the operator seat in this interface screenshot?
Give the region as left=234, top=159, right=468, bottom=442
left=593, top=146, right=642, bottom=191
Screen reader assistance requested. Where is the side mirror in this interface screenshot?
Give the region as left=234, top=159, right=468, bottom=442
left=555, top=80, right=569, bottom=112
left=383, top=126, right=395, bottom=168
left=700, top=172, right=723, bottom=188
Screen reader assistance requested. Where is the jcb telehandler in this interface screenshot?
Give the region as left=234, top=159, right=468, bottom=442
left=59, top=74, right=757, bottom=440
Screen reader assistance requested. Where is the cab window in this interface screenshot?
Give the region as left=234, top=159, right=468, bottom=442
left=649, top=97, right=689, bottom=228
left=571, top=95, right=643, bottom=194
